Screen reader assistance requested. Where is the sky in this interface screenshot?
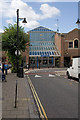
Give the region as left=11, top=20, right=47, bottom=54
left=0, top=0, right=80, bottom=33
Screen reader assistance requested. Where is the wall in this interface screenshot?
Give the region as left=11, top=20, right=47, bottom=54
left=64, top=28, right=80, bottom=57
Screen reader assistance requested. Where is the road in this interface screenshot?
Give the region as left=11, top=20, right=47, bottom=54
left=26, top=68, right=78, bottom=118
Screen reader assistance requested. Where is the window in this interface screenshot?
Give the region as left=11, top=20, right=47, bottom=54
left=29, top=52, right=31, bottom=55
left=47, top=52, right=49, bottom=55
left=52, top=52, right=54, bottom=55
left=74, top=40, right=78, bottom=48
left=33, top=52, right=34, bottom=55
left=50, top=52, right=51, bottom=55
left=35, top=52, right=37, bottom=55
left=42, top=52, right=44, bottom=55
left=69, top=42, right=73, bottom=48
left=38, top=52, right=39, bottom=55
left=40, top=52, right=41, bottom=55
left=45, top=52, right=46, bottom=55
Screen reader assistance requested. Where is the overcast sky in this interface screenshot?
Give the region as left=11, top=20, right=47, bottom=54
left=0, top=0, right=79, bottom=33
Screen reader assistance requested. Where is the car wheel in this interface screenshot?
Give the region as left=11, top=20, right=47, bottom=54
left=78, top=74, right=80, bottom=83
left=67, top=72, right=70, bottom=79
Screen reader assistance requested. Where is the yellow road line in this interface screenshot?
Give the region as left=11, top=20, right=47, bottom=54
left=27, top=75, right=48, bottom=120
left=28, top=78, right=43, bottom=118
left=30, top=80, right=48, bottom=119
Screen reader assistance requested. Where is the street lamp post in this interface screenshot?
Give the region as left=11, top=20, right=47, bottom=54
left=17, top=9, right=19, bottom=77
left=16, top=9, right=27, bottom=77
left=15, top=9, right=27, bottom=108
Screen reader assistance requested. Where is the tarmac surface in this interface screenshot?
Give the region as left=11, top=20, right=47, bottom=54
left=1, top=72, right=39, bottom=119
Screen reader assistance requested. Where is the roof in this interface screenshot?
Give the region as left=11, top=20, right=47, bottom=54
left=28, top=26, right=55, bottom=32
left=67, top=28, right=79, bottom=34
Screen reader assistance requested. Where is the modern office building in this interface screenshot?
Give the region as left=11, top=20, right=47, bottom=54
left=28, top=26, right=61, bottom=68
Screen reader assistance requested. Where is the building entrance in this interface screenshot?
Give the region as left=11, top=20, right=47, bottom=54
left=29, top=56, right=56, bottom=68
left=43, top=57, right=48, bottom=67
left=64, top=57, right=70, bottom=67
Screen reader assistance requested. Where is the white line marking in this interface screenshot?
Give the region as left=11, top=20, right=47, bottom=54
left=35, top=75, right=42, bottom=78
left=49, top=74, right=55, bottom=77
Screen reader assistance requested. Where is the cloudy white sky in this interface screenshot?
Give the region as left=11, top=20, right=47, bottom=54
left=0, top=0, right=79, bottom=33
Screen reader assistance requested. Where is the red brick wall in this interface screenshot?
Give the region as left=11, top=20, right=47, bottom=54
left=55, top=33, right=61, bottom=54
left=64, top=28, right=80, bottom=57
left=55, top=28, right=80, bottom=67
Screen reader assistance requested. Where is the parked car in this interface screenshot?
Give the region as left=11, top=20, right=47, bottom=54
left=67, top=58, right=80, bottom=82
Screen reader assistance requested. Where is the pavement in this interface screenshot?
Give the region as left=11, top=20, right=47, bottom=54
left=1, top=72, right=39, bottom=119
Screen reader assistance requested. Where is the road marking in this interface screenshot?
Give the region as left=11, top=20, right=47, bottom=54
left=35, top=75, right=42, bottom=78
left=49, top=74, right=55, bottom=77
left=27, top=75, right=48, bottom=120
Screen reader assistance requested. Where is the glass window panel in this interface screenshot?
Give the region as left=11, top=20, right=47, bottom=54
left=52, top=52, right=54, bottom=55
left=38, top=52, right=39, bottom=55
left=69, top=42, right=73, bottom=48
left=33, top=52, right=34, bottom=55
left=42, top=52, right=43, bottom=55
left=29, top=52, right=31, bottom=55
left=35, top=52, right=37, bottom=55
left=74, top=40, right=78, bottom=48
left=40, top=52, right=41, bottom=55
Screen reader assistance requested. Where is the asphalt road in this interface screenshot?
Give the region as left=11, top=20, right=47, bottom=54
left=28, top=69, right=78, bottom=118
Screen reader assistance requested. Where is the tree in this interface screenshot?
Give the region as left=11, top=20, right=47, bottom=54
left=2, top=24, right=29, bottom=72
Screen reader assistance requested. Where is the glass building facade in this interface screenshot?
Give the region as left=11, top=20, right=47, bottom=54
left=28, top=26, right=60, bottom=68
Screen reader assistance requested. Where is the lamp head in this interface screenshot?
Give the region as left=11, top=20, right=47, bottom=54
left=22, top=18, right=27, bottom=23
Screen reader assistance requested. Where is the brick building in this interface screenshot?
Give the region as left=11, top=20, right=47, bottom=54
left=55, top=28, right=80, bottom=67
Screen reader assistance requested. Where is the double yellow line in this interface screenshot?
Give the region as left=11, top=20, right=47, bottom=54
left=27, top=75, right=48, bottom=120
